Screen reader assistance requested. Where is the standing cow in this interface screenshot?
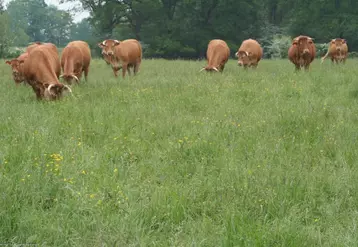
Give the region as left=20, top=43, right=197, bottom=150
left=60, top=40, right=91, bottom=84
left=321, top=38, right=348, bottom=64
left=98, top=39, right=142, bottom=78
left=235, top=39, right=263, bottom=69
left=5, top=52, right=29, bottom=85
left=20, top=44, right=72, bottom=100
left=200, top=39, right=230, bottom=72
left=288, top=35, right=316, bottom=71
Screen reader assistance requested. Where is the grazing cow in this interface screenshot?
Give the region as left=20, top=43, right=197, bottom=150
left=321, top=38, right=348, bottom=64
left=98, top=39, right=142, bottom=78
left=288, top=35, right=316, bottom=71
left=5, top=52, right=29, bottom=85
left=21, top=45, right=72, bottom=100
left=199, top=39, right=230, bottom=72
left=235, top=39, right=263, bottom=68
left=26, top=42, right=59, bottom=55
left=60, top=40, right=91, bottom=84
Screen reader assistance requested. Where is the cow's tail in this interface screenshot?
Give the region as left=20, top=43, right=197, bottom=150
left=321, top=50, right=330, bottom=64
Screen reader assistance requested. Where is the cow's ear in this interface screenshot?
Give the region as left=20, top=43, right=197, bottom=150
left=114, top=40, right=120, bottom=46
left=98, top=42, right=104, bottom=48
left=5, top=60, right=11, bottom=65
left=342, top=39, right=346, bottom=44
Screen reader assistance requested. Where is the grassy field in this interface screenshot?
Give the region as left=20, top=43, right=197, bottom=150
left=1, top=58, right=358, bottom=246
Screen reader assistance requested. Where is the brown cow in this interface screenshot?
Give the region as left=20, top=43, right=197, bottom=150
left=103, top=53, right=111, bottom=65
left=21, top=45, right=72, bottom=100
left=98, top=39, right=142, bottom=78
left=60, top=40, right=91, bottom=84
left=5, top=52, right=29, bottom=85
left=235, top=39, right=263, bottom=68
left=26, top=42, right=59, bottom=55
left=199, top=39, right=230, bottom=72
left=321, top=38, right=348, bottom=64
left=288, top=35, right=316, bottom=71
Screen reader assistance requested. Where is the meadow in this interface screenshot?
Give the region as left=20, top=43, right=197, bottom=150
left=1, top=58, right=358, bottom=246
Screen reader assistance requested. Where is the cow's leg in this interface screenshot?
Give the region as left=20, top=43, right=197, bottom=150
left=294, top=64, right=300, bottom=71
left=112, top=66, right=118, bottom=77
left=32, top=85, right=42, bottom=100
left=122, top=63, right=128, bottom=78
left=134, top=62, right=140, bottom=75
left=84, top=67, right=89, bottom=81
left=304, top=64, right=310, bottom=71
left=127, top=65, right=132, bottom=76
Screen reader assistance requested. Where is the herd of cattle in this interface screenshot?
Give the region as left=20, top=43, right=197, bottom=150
left=5, top=35, right=348, bottom=101
left=201, top=35, right=348, bottom=72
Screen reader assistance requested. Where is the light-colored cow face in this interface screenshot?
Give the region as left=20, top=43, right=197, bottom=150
left=97, top=39, right=120, bottom=56
left=6, top=59, right=25, bottom=84
left=331, top=38, right=346, bottom=52
left=293, top=37, right=313, bottom=56
left=43, top=83, right=72, bottom=101
left=235, top=51, right=252, bottom=66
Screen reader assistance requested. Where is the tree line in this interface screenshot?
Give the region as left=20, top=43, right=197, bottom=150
left=1, top=0, right=358, bottom=59
left=0, top=0, right=93, bottom=58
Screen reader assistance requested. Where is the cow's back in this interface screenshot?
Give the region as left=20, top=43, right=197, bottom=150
left=115, top=39, right=142, bottom=64
left=207, top=39, right=230, bottom=62
left=26, top=42, right=59, bottom=56
left=66, top=40, right=91, bottom=66
left=25, top=46, right=61, bottom=82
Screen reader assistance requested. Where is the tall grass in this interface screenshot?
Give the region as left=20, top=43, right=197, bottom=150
left=1, top=58, right=358, bottom=246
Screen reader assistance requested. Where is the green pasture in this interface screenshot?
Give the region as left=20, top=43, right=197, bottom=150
left=1, top=58, right=358, bottom=246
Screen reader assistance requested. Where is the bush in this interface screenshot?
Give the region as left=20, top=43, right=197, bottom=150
left=349, top=52, right=358, bottom=58
left=315, top=43, right=329, bottom=58
left=264, top=35, right=292, bottom=59
left=4, top=47, right=24, bottom=58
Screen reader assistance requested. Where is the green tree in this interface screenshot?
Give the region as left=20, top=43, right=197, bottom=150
left=70, top=19, right=93, bottom=41
left=44, top=5, right=73, bottom=46
left=0, top=12, right=11, bottom=57
left=60, top=0, right=358, bottom=58
left=7, top=0, right=74, bottom=46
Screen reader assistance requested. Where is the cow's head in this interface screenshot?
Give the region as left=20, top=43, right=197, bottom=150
left=292, top=36, right=314, bottom=56
left=43, top=83, right=72, bottom=100
left=59, top=74, right=79, bottom=84
left=98, top=39, right=120, bottom=56
left=5, top=59, right=25, bottom=84
left=199, top=66, right=219, bottom=72
left=331, top=38, right=346, bottom=52
left=235, top=51, right=252, bottom=66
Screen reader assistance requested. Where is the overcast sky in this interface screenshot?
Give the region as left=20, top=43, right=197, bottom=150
left=4, top=0, right=90, bottom=22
